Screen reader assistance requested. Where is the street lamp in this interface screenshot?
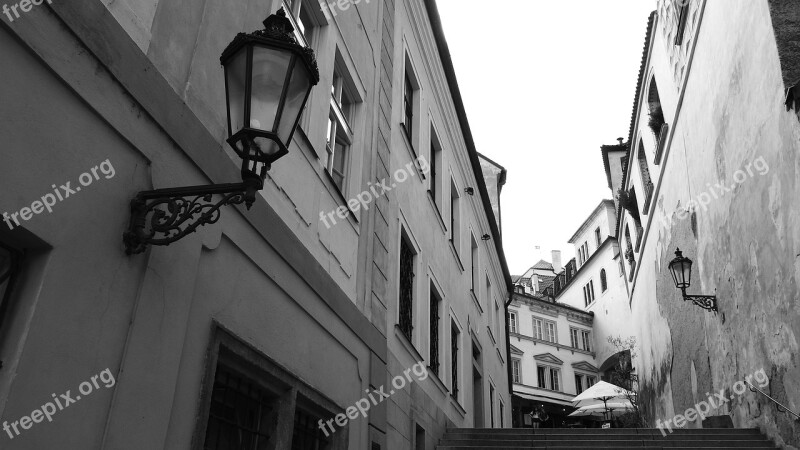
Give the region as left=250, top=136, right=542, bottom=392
left=123, top=8, right=319, bottom=255
left=667, top=248, right=718, bottom=312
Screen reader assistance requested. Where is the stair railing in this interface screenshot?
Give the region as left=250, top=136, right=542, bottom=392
left=745, top=379, right=800, bottom=422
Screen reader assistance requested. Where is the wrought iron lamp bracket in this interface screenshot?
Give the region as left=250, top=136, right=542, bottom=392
left=681, top=288, right=718, bottom=312
left=123, top=176, right=263, bottom=255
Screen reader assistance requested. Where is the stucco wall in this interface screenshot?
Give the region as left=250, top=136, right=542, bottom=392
left=620, top=0, right=800, bottom=447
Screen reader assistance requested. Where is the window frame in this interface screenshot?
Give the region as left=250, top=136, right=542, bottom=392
left=536, top=364, right=561, bottom=391
left=428, top=282, right=442, bottom=376
left=532, top=318, right=544, bottom=340
left=398, top=231, right=417, bottom=342
left=508, top=311, right=518, bottom=334
left=326, top=51, right=358, bottom=195
left=512, top=359, right=521, bottom=384
left=195, top=326, right=348, bottom=450
left=595, top=227, right=602, bottom=247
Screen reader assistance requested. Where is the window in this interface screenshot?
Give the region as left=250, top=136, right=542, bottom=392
left=429, top=284, right=441, bottom=376
left=674, top=1, right=690, bottom=45
left=508, top=311, right=518, bottom=334
left=575, top=374, right=584, bottom=394
left=0, top=242, right=23, bottom=337
left=595, top=227, right=602, bottom=247
left=512, top=359, right=521, bottom=384
left=202, top=342, right=340, bottom=450
left=398, top=235, right=416, bottom=341
left=532, top=318, right=543, bottom=340
left=575, top=373, right=597, bottom=395
left=570, top=328, right=591, bottom=351
left=451, top=321, right=460, bottom=399
left=500, top=399, right=504, bottom=428
left=415, top=424, right=425, bottom=450
left=489, top=384, right=495, bottom=428
left=578, top=242, right=589, bottom=265
left=544, top=321, right=557, bottom=343
left=402, top=56, right=420, bottom=146
left=537, top=366, right=560, bottom=391
left=470, top=235, right=479, bottom=292
left=494, top=301, right=501, bottom=339
left=583, top=281, right=595, bottom=307
left=449, top=179, right=460, bottom=251
left=326, top=53, right=356, bottom=193
left=581, top=330, right=592, bottom=352
left=204, top=365, right=280, bottom=449
left=485, top=275, right=491, bottom=313
left=283, top=0, right=317, bottom=48
left=430, top=127, right=443, bottom=208
left=600, top=269, right=607, bottom=292
left=638, top=140, right=654, bottom=211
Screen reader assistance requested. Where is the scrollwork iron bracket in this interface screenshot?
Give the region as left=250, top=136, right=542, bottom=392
left=681, top=288, right=718, bottom=312
left=123, top=177, right=263, bottom=255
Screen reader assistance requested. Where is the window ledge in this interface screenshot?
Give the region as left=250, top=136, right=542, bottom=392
left=487, top=326, right=496, bottom=346
left=394, top=324, right=423, bottom=362
left=448, top=241, right=464, bottom=271
left=470, top=290, right=482, bottom=314
left=427, top=367, right=448, bottom=396
left=449, top=395, right=466, bottom=418
left=427, top=190, right=446, bottom=234
left=322, top=169, right=359, bottom=225
left=399, top=123, right=426, bottom=181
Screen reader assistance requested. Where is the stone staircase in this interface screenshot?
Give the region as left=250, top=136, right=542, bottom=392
left=436, top=428, right=775, bottom=449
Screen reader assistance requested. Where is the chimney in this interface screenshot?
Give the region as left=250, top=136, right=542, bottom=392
left=552, top=250, right=563, bottom=273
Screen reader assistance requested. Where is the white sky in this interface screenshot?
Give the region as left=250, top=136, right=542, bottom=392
left=437, top=0, right=657, bottom=275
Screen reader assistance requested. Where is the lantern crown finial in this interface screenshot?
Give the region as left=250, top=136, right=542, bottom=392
left=262, top=7, right=296, bottom=41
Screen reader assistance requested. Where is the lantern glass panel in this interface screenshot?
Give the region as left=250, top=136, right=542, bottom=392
left=669, top=262, right=681, bottom=288
left=276, top=58, right=312, bottom=143
left=225, top=49, right=249, bottom=138
left=250, top=46, right=292, bottom=134
left=681, top=259, right=692, bottom=288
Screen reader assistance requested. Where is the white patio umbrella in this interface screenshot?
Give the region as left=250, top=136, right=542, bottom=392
left=571, top=381, right=635, bottom=420
left=568, top=400, right=633, bottom=418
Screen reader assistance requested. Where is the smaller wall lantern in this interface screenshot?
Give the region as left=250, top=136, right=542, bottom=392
left=668, top=248, right=717, bottom=312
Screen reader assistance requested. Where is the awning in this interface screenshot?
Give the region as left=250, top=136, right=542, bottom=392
left=513, top=391, right=575, bottom=407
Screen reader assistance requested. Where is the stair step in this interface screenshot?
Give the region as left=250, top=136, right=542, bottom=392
left=436, top=428, right=775, bottom=450
left=438, top=440, right=773, bottom=447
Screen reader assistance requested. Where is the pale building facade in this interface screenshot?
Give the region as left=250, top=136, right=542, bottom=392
left=0, top=0, right=510, bottom=449
left=508, top=292, right=598, bottom=428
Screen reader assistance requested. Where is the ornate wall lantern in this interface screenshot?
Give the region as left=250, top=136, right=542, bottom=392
left=668, top=248, right=718, bottom=312
left=123, top=8, right=319, bottom=255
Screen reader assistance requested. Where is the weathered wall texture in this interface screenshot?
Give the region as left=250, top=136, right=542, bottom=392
left=622, top=1, right=800, bottom=447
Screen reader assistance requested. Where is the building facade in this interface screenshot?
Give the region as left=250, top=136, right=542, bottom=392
left=508, top=292, right=598, bottom=428
left=0, top=0, right=510, bottom=449
left=606, top=0, right=800, bottom=447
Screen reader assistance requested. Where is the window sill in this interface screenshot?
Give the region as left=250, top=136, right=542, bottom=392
left=394, top=324, right=423, bottom=362
left=427, top=367, right=448, bottom=397
left=470, top=290, right=482, bottom=314
left=448, top=241, right=464, bottom=271
left=427, top=190, right=446, bottom=234
left=450, top=395, right=466, bottom=418
left=322, top=169, right=359, bottom=225
left=399, top=123, right=426, bottom=181
left=487, top=326, right=496, bottom=346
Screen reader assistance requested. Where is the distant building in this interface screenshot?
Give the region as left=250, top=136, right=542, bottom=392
left=508, top=292, right=598, bottom=428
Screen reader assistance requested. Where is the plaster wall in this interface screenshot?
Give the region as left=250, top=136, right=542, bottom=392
left=618, top=1, right=800, bottom=447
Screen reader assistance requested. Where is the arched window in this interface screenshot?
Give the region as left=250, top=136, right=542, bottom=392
left=647, top=77, right=664, bottom=136
left=638, top=139, right=654, bottom=211
left=600, top=269, right=607, bottom=292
